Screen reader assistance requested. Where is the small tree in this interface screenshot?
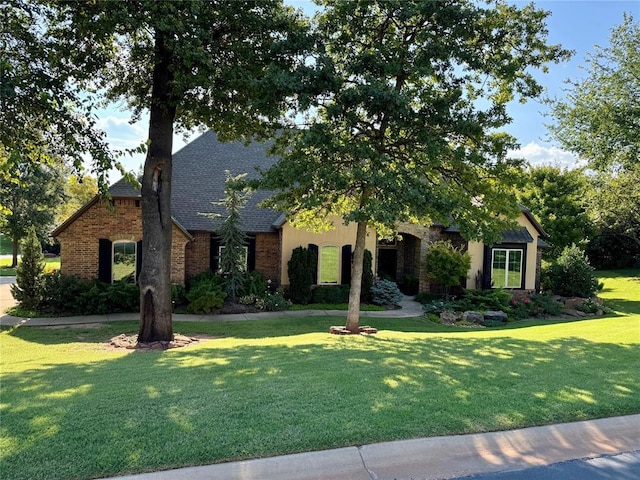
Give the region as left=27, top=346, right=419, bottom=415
left=287, top=246, right=316, bottom=304
left=425, top=241, right=471, bottom=300
left=10, top=227, right=44, bottom=309
left=215, top=172, right=251, bottom=301
left=361, top=249, right=374, bottom=303
left=542, top=244, right=599, bottom=298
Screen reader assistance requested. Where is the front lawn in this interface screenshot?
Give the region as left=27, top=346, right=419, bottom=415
left=1, top=271, right=638, bottom=480
left=0, top=257, right=60, bottom=277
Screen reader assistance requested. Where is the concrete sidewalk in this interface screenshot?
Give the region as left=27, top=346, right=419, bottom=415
left=0, top=287, right=425, bottom=326
left=103, top=414, right=640, bottom=480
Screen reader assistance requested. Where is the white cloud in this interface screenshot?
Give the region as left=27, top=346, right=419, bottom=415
left=508, top=142, right=586, bottom=170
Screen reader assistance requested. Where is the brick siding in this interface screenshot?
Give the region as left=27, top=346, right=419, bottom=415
left=185, top=231, right=211, bottom=280
left=56, top=198, right=190, bottom=284
left=255, top=232, right=281, bottom=285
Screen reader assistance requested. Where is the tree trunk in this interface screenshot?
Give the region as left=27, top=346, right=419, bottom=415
left=11, top=237, right=19, bottom=268
left=137, top=30, right=176, bottom=343
left=346, top=220, right=368, bottom=333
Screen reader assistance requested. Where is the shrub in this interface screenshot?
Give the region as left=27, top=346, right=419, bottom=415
left=11, top=227, right=44, bottom=309
left=288, top=246, right=317, bottom=304
left=456, top=289, right=512, bottom=312
left=186, top=281, right=227, bottom=314
left=424, top=240, right=471, bottom=300
left=400, top=274, right=419, bottom=295
left=361, top=249, right=374, bottom=302
left=37, top=273, right=86, bottom=314
left=542, top=244, right=599, bottom=297
left=243, top=270, right=269, bottom=297
left=256, top=291, right=290, bottom=311
left=171, top=284, right=187, bottom=307
left=422, top=299, right=458, bottom=314
left=371, top=279, right=402, bottom=306
left=311, top=285, right=350, bottom=304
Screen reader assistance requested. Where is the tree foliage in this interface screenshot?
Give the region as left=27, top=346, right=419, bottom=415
left=0, top=150, right=66, bottom=266
left=35, top=1, right=310, bottom=341
left=517, top=165, right=596, bottom=259
left=547, top=15, right=639, bottom=173
left=0, top=1, right=112, bottom=186
left=425, top=240, right=472, bottom=300
left=10, top=226, right=44, bottom=309
left=261, top=0, right=570, bottom=331
left=56, top=174, right=99, bottom=225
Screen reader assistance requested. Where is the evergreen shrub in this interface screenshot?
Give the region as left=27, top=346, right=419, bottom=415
left=371, top=279, right=402, bottom=306
left=11, top=227, right=44, bottom=309
left=361, top=249, right=374, bottom=302
left=311, top=285, right=350, bottom=304
left=288, top=246, right=316, bottom=304
left=542, top=244, right=599, bottom=297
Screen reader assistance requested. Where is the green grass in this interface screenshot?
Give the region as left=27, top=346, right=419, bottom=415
left=1, top=271, right=639, bottom=480
left=290, top=303, right=385, bottom=311
left=0, top=257, right=60, bottom=277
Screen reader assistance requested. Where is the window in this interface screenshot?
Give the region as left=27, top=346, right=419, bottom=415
left=491, top=248, right=523, bottom=288
left=218, top=245, right=248, bottom=273
left=112, top=241, right=136, bottom=283
left=319, top=245, right=339, bottom=284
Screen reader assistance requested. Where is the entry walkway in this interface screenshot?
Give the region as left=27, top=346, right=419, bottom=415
left=0, top=291, right=425, bottom=327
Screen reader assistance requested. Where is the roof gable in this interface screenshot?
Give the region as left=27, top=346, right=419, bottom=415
left=170, top=131, right=281, bottom=232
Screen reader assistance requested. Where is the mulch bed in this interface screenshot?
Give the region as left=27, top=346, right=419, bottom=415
left=109, top=333, right=206, bottom=350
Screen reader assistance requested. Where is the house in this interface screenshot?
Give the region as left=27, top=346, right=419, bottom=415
left=52, top=131, right=547, bottom=294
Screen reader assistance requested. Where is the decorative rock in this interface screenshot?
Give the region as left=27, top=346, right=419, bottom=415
left=564, top=297, right=587, bottom=310
left=329, top=325, right=378, bottom=335
left=440, top=310, right=462, bottom=325
left=483, top=311, right=508, bottom=322
left=462, top=311, right=484, bottom=324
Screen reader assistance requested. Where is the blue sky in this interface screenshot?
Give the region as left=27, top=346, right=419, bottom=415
left=98, top=0, right=639, bottom=180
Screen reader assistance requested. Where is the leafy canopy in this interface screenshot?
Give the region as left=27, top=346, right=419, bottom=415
left=547, top=15, right=639, bottom=173
left=261, top=0, right=571, bottom=244
left=517, top=165, right=596, bottom=259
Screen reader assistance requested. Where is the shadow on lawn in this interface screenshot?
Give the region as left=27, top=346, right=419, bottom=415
left=1, top=329, right=639, bottom=480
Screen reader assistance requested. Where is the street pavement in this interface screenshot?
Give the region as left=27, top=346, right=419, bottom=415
left=2, top=277, right=639, bottom=480
left=451, top=450, right=640, bottom=479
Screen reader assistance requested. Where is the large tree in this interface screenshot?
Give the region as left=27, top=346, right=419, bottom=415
left=56, top=174, right=99, bottom=225
left=0, top=1, right=112, bottom=191
left=547, top=15, right=639, bottom=173
left=517, top=165, right=596, bottom=259
left=0, top=150, right=66, bottom=267
left=39, top=1, right=310, bottom=341
left=260, top=0, right=570, bottom=332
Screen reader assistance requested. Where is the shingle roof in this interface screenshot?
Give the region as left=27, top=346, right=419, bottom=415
left=501, top=227, right=534, bottom=243
left=107, top=131, right=281, bottom=233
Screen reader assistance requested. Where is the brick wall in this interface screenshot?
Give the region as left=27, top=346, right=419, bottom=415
left=56, top=198, right=190, bottom=284
left=255, top=232, right=281, bottom=285
left=185, top=231, right=210, bottom=280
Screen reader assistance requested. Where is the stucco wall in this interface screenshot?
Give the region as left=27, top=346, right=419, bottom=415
left=466, top=213, right=541, bottom=290
left=280, top=216, right=377, bottom=286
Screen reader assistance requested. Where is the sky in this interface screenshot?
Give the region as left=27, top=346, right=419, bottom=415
left=96, top=0, right=639, bottom=182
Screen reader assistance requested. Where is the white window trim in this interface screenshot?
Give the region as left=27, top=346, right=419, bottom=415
left=491, top=248, right=523, bottom=289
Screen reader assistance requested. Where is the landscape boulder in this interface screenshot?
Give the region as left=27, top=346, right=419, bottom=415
left=483, top=311, right=508, bottom=323
left=440, top=310, right=462, bottom=325
left=462, top=311, right=484, bottom=324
